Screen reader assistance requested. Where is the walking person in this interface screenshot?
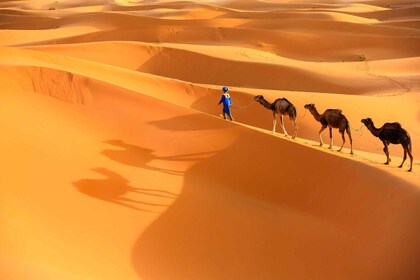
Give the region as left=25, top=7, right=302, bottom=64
left=218, top=86, right=234, bottom=121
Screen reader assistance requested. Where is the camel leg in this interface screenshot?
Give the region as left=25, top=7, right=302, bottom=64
left=328, top=127, right=333, bottom=149
left=280, top=115, right=288, bottom=137
left=401, top=135, right=413, bottom=172
left=383, top=142, right=390, bottom=165
left=399, top=148, right=407, bottom=168
left=292, top=119, right=298, bottom=139
left=402, top=144, right=413, bottom=172
left=338, top=131, right=345, bottom=152
left=319, top=125, right=327, bottom=146
left=272, top=114, right=277, bottom=134
left=408, top=150, right=413, bottom=172
left=347, top=127, right=353, bottom=154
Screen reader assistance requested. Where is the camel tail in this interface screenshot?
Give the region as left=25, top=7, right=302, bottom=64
left=404, top=129, right=412, bottom=152
left=345, top=120, right=353, bottom=138
left=289, top=105, right=297, bottom=121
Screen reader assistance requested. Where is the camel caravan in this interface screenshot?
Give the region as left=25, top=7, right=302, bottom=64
left=248, top=94, right=413, bottom=172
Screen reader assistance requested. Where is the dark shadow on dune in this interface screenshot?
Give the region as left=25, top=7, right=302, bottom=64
left=148, top=114, right=226, bottom=131
left=102, top=140, right=217, bottom=175
left=131, top=117, right=420, bottom=279
left=73, top=168, right=175, bottom=213
left=102, top=140, right=181, bottom=175
left=136, top=48, right=362, bottom=94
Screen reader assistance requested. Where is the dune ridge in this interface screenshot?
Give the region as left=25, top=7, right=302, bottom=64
left=1, top=0, right=419, bottom=280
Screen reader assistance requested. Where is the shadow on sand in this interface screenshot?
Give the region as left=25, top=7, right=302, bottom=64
left=101, top=139, right=217, bottom=174
left=101, top=140, right=182, bottom=175
left=73, top=167, right=176, bottom=213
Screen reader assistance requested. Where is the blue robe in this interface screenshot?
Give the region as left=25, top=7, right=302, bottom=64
left=218, top=93, right=232, bottom=115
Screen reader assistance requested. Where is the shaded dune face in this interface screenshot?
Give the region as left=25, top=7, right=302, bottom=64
left=1, top=66, right=92, bottom=104
left=133, top=118, right=420, bottom=280
left=0, top=1, right=419, bottom=280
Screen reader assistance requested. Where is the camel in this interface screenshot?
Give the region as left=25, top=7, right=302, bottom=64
left=254, top=95, right=298, bottom=138
left=361, top=118, right=413, bottom=171
left=304, top=103, right=353, bottom=154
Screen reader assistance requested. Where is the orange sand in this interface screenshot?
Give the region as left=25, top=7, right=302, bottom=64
left=0, top=0, right=419, bottom=279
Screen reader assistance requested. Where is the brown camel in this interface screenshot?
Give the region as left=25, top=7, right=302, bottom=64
left=304, top=103, right=353, bottom=154
left=254, top=95, right=298, bottom=138
left=361, top=118, right=413, bottom=171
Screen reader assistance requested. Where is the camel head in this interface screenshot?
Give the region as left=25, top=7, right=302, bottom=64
left=254, top=95, right=263, bottom=102
left=361, top=118, right=373, bottom=127
left=304, top=103, right=315, bottom=110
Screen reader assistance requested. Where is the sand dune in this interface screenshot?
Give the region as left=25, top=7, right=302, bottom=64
left=1, top=0, right=419, bottom=279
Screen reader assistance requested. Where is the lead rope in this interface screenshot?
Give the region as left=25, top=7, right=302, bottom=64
left=231, top=101, right=255, bottom=110
left=350, top=124, right=365, bottom=137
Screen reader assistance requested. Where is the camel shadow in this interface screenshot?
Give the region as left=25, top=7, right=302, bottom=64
left=102, top=140, right=217, bottom=175
left=101, top=140, right=182, bottom=175
left=73, top=168, right=177, bottom=213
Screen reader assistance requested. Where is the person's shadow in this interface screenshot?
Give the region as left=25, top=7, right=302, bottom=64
left=73, top=168, right=176, bottom=212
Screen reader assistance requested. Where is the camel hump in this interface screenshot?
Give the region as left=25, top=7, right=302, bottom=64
left=281, top=97, right=292, bottom=104
left=325, top=109, right=342, bottom=114
left=274, top=97, right=292, bottom=105
left=384, top=122, right=402, bottom=129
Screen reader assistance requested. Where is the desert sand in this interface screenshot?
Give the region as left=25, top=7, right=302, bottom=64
left=1, top=0, right=419, bottom=279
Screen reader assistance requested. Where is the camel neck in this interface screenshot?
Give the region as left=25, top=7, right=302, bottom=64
left=259, top=98, right=272, bottom=110
left=366, top=123, right=381, bottom=137
left=309, top=108, right=322, bottom=122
